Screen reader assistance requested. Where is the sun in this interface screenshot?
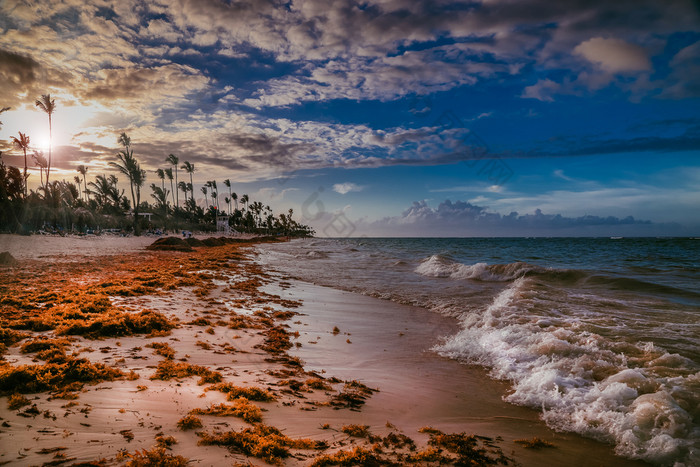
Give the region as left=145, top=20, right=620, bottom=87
left=35, top=134, right=51, bottom=151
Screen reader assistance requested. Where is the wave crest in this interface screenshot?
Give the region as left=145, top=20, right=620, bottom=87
left=415, top=255, right=540, bottom=281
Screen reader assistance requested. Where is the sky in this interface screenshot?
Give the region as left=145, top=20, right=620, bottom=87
left=0, top=0, right=699, bottom=237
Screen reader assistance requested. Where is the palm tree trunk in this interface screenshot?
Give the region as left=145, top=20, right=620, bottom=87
left=47, top=115, right=52, bottom=185
left=22, top=148, right=27, bottom=197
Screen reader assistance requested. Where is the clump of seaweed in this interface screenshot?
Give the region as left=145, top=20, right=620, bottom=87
left=341, top=424, right=371, bottom=438
left=150, top=360, right=222, bottom=385
left=19, top=337, right=75, bottom=364
left=328, top=380, right=377, bottom=409
left=176, top=414, right=203, bottom=430
left=0, top=357, right=125, bottom=394
left=309, top=446, right=394, bottom=467
left=416, top=427, right=512, bottom=466
left=207, top=383, right=276, bottom=402
left=258, top=326, right=293, bottom=354
left=381, top=432, right=416, bottom=451
left=190, top=397, right=262, bottom=423
left=514, top=437, right=556, bottom=449
left=146, top=342, right=175, bottom=359
left=0, top=328, right=29, bottom=347
left=187, top=318, right=211, bottom=326
left=119, top=446, right=189, bottom=466
left=306, top=377, right=332, bottom=391
left=7, top=393, right=31, bottom=409
left=155, top=434, right=178, bottom=448
left=197, top=424, right=318, bottom=465
left=56, top=309, right=176, bottom=338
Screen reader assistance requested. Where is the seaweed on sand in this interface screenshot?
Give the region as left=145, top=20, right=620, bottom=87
left=514, top=437, right=556, bottom=449
left=146, top=342, right=175, bottom=359
left=176, top=414, right=203, bottom=430
left=341, top=424, right=372, bottom=438
left=207, top=382, right=276, bottom=402
left=150, top=359, right=222, bottom=385
left=56, top=309, right=176, bottom=338
left=309, top=446, right=398, bottom=467
left=0, top=357, right=125, bottom=394
left=190, top=397, right=262, bottom=423
left=118, top=446, right=189, bottom=466
left=7, top=393, right=31, bottom=409
left=414, top=427, right=512, bottom=466
left=197, top=424, right=319, bottom=465
left=19, top=337, right=73, bottom=354
left=257, top=325, right=294, bottom=354
left=328, top=380, right=378, bottom=410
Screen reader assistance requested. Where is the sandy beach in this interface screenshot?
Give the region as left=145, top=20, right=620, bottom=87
left=0, top=235, right=649, bottom=466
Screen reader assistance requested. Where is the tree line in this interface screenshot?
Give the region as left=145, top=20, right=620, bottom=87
left=0, top=99, right=313, bottom=237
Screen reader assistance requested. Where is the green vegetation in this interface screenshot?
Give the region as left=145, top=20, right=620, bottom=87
left=1, top=98, right=314, bottom=235
left=1, top=136, right=313, bottom=235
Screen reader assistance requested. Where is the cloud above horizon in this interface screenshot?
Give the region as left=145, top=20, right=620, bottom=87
left=351, top=199, right=686, bottom=237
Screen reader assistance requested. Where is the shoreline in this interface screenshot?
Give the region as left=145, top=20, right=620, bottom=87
left=0, top=236, right=650, bottom=465
left=266, top=279, right=650, bottom=467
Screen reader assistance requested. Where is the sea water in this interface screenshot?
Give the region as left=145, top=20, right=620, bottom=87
left=256, top=237, right=700, bottom=466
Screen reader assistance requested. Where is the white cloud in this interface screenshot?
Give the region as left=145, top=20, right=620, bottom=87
left=574, top=37, right=651, bottom=73
left=521, top=79, right=562, bottom=102
left=553, top=169, right=574, bottom=181
left=332, top=182, right=363, bottom=194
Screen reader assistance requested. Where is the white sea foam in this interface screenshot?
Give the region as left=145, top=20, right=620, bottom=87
left=434, top=278, right=700, bottom=466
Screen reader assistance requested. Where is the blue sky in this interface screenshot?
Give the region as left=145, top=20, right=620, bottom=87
left=0, top=0, right=699, bottom=236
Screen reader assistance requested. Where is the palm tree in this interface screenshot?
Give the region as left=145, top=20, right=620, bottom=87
left=0, top=107, right=9, bottom=130
left=35, top=94, right=56, bottom=185
left=89, top=174, right=124, bottom=212
left=77, top=164, right=88, bottom=201
left=73, top=176, right=82, bottom=198
left=155, top=168, right=165, bottom=191
left=240, top=194, right=249, bottom=212
left=223, top=179, right=232, bottom=214
left=201, top=185, right=208, bottom=210
left=11, top=131, right=30, bottom=197
left=181, top=161, right=195, bottom=195
left=32, top=150, right=47, bottom=188
left=224, top=196, right=231, bottom=215
left=209, top=180, right=219, bottom=211
left=110, top=132, right=146, bottom=233
left=150, top=183, right=169, bottom=214
left=232, top=192, right=238, bottom=211
left=88, top=174, right=112, bottom=209
left=166, top=154, right=179, bottom=208
left=178, top=181, right=188, bottom=205
left=164, top=168, right=175, bottom=207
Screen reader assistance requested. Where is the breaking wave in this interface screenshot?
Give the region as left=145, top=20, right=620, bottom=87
left=434, top=278, right=700, bottom=466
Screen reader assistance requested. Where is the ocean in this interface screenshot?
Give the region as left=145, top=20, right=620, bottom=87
left=256, top=237, right=700, bottom=466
